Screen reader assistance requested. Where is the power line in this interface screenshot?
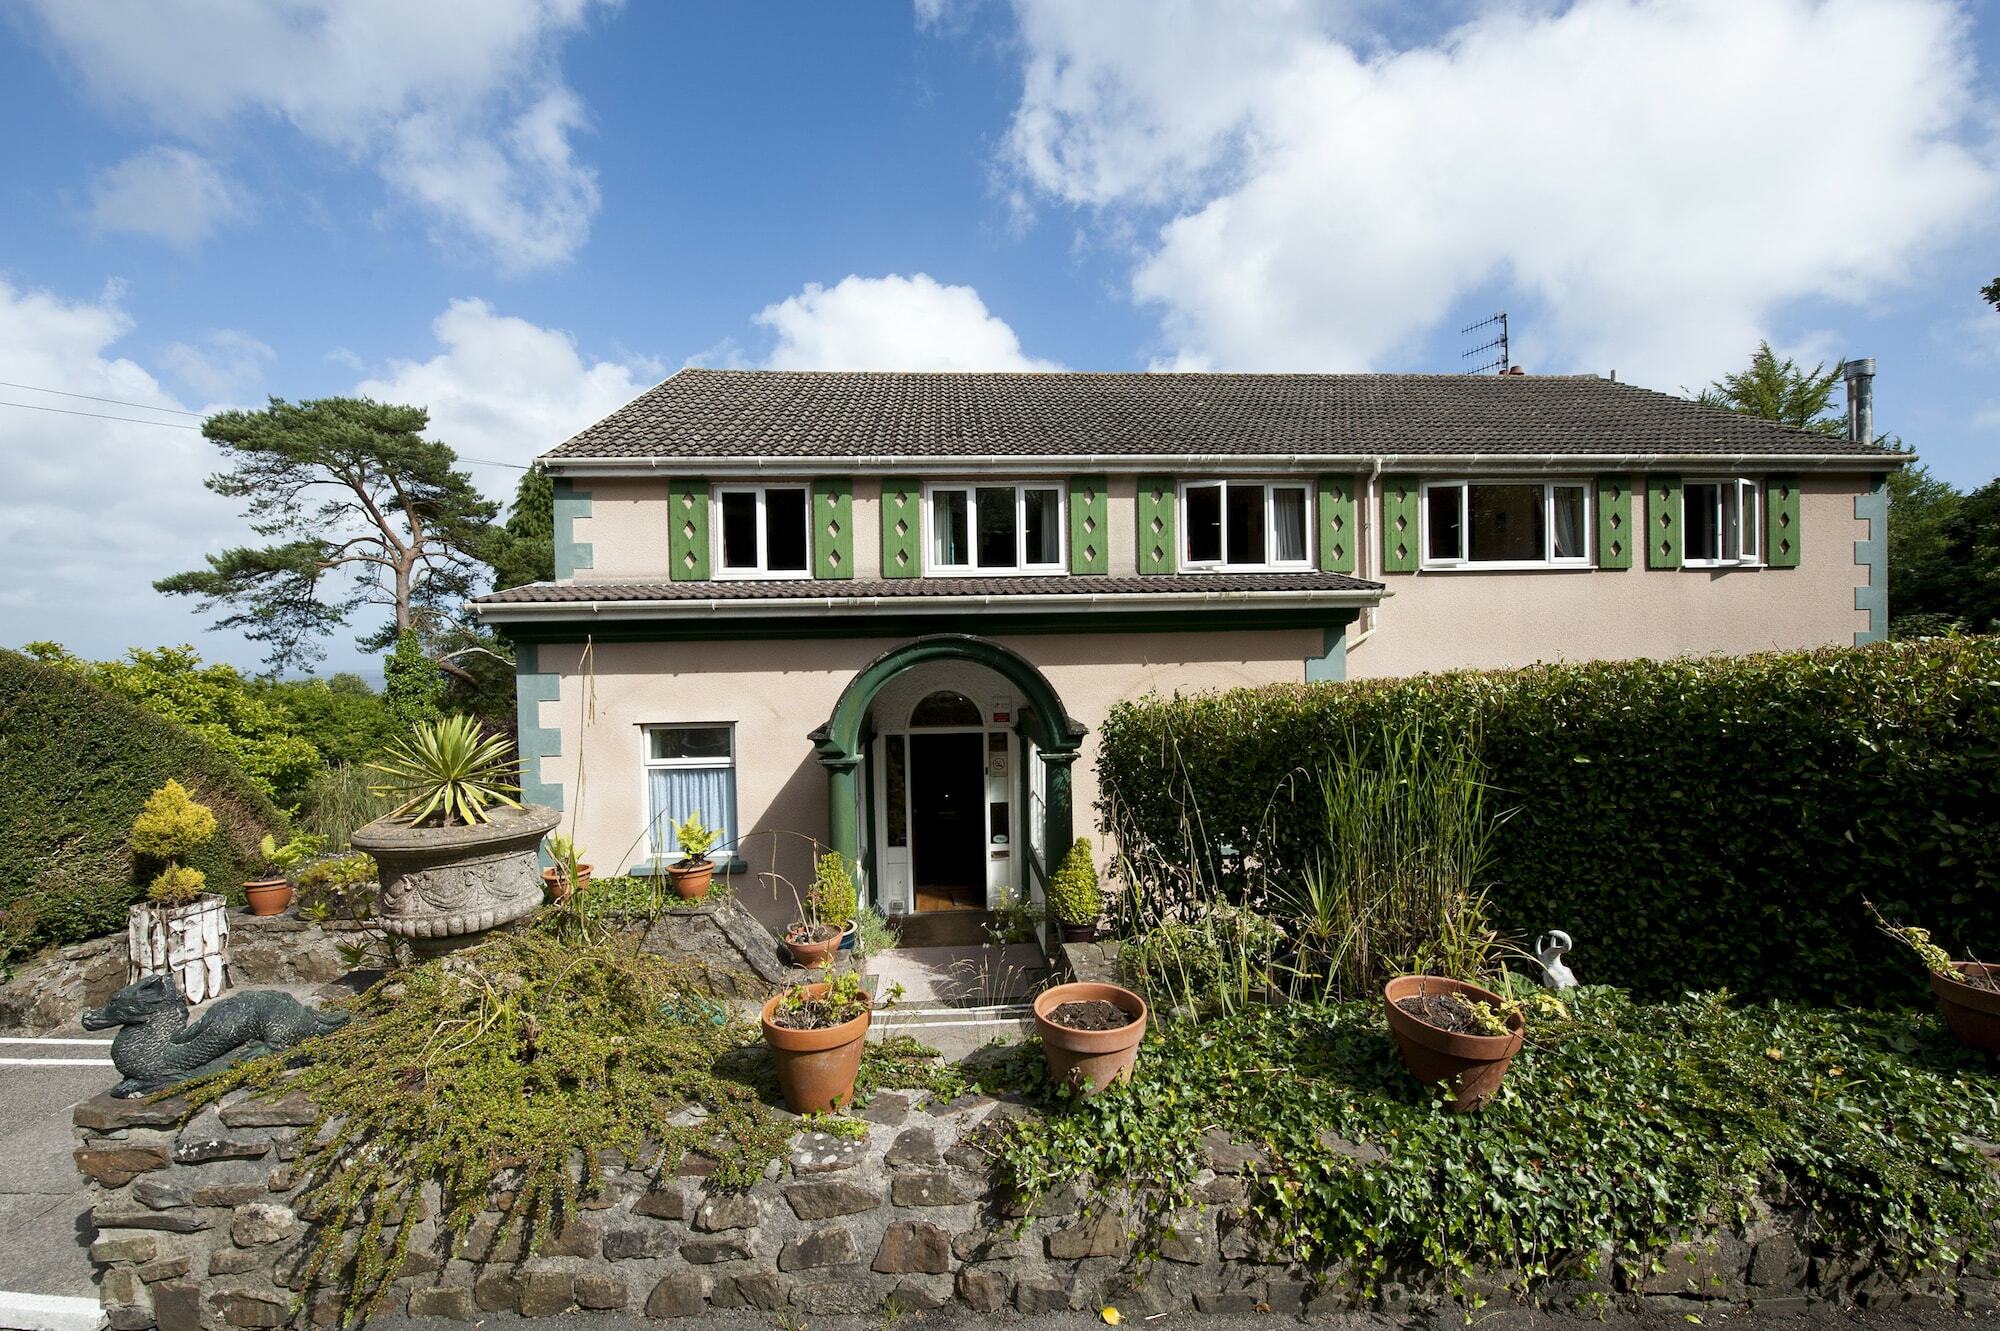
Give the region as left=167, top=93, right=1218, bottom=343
left=0, top=379, right=204, bottom=416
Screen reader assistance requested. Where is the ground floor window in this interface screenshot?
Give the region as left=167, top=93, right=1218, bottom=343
left=645, top=723, right=736, bottom=858
left=1684, top=478, right=1762, bottom=566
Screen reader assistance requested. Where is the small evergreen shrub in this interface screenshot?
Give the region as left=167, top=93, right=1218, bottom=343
left=1046, top=837, right=1102, bottom=926
left=129, top=779, right=218, bottom=861
left=146, top=864, right=207, bottom=907
left=382, top=629, right=445, bottom=730
left=811, top=852, right=857, bottom=928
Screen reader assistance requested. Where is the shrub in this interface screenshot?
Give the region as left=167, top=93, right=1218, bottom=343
left=146, top=864, right=207, bottom=907
left=367, top=715, right=521, bottom=826
left=1095, top=638, right=2000, bottom=1003
left=294, top=761, right=394, bottom=849
left=810, top=852, right=857, bottom=928
left=293, top=853, right=378, bottom=923
left=1045, top=837, right=1102, bottom=926
left=383, top=629, right=446, bottom=730
left=129, top=779, right=218, bottom=861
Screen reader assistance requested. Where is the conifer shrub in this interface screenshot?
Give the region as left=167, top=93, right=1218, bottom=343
left=1046, top=837, right=1102, bottom=926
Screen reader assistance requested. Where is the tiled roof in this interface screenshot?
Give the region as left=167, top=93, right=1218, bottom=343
left=476, top=572, right=1383, bottom=606
left=542, top=368, right=1889, bottom=461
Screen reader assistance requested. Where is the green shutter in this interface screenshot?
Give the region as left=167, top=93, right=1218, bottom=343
left=1317, top=474, right=1357, bottom=573
left=1381, top=475, right=1421, bottom=573
left=1646, top=475, right=1682, bottom=570
left=1069, top=474, right=1109, bottom=574
left=1596, top=475, right=1633, bottom=570
left=812, top=478, right=854, bottom=580
left=880, top=480, right=921, bottom=578
left=1136, top=476, right=1175, bottom=574
left=1766, top=475, right=1801, bottom=567
left=668, top=478, right=710, bottom=582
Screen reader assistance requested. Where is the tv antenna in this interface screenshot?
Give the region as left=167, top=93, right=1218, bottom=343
left=1461, top=312, right=1510, bottom=375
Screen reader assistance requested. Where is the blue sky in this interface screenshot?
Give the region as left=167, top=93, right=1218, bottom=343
left=1, top=0, right=1996, bottom=678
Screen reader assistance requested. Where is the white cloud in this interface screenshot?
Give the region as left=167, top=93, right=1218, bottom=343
left=161, top=330, right=275, bottom=401
left=995, top=0, right=1999, bottom=387
left=84, top=146, right=247, bottom=249
left=755, top=273, right=1060, bottom=371
left=18, top=0, right=611, bottom=273
left=354, top=297, right=663, bottom=498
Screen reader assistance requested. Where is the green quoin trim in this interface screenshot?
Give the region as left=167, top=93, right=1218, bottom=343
left=1853, top=478, right=1887, bottom=644
left=1646, top=475, right=1683, bottom=570
left=1136, top=475, right=1176, bottom=574
left=812, top=477, right=854, bottom=580
left=514, top=642, right=563, bottom=813
left=552, top=478, right=593, bottom=580
left=1069, top=474, right=1109, bottom=574
left=1381, top=475, right=1421, bottom=573
left=880, top=480, right=922, bottom=579
left=1304, top=623, right=1347, bottom=683
left=1767, top=475, right=1802, bottom=568
left=667, top=478, right=710, bottom=582
left=1595, top=475, right=1632, bottom=570
left=1317, top=475, right=1357, bottom=573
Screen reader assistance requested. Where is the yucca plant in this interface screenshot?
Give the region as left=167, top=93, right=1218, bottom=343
left=366, top=714, right=523, bottom=827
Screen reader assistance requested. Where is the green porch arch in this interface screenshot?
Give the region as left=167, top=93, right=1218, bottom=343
left=809, top=634, right=1087, bottom=883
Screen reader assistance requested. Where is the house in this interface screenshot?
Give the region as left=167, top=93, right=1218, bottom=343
left=473, top=361, right=1899, bottom=937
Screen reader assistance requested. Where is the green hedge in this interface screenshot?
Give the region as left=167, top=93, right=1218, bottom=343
left=1095, top=638, right=2000, bottom=1003
left=0, top=649, right=281, bottom=956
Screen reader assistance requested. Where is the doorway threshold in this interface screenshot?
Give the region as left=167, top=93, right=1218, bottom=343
left=868, top=943, right=1047, bottom=1008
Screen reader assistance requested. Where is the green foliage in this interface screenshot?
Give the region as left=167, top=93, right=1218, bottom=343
left=293, top=854, right=377, bottom=923
left=293, top=762, right=394, bottom=849
left=146, top=864, right=208, bottom=907
left=778, top=965, right=875, bottom=1026
left=1984, top=275, right=2000, bottom=313
left=1096, top=639, right=2000, bottom=1003
left=1693, top=341, right=1846, bottom=435
left=672, top=812, right=721, bottom=863
left=853, top=905, right=898, bottom=955
left=383, top=630, right=446, bottom=731
left=154, top=396, right=498, bottom=670
left=1045, top=837, right=1102, bottom=926
left=810, top=851, right=857, bottom=927
left=1119, top=905, right=1284, bottom=1017
left=1905, top=477, right=2000, bottom=635
left=129, top=779, right=219, bottom=861
left=484, top=467, right=555, bottom=591
left=27, top=643, right=322, bottom=803
left=259, top=832, right=324, bottom=874
left=249, top=673, right=396, bottom=769
left=999, top=989, right=2000, bottom=1297
left=367, top=715, right=522, bottom=826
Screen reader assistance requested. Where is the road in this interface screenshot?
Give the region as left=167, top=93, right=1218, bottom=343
left=0, top=1027, right=112, bottom=1331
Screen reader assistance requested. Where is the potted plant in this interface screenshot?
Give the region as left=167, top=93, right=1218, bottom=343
left=666, top=813, right=721, bottom=901
left=244, top=832, right=322, bottom=917
left=352, top=715, right=559, bottom=956
left=1047, top=837, right=1103, bottom=943
left=1032, top=980, right=1148, bottom=1093
left=1382, top=975, right=1524, bottom=1112
left=126, top=780, right=231, bottom=1003
left=1870, top=902, right=2000, bottom=1055
left=760, top=964, right=877, bottom=1112
left=784, top=852, right=857, bottom=967
left=541, top=833, right=592, bottom=904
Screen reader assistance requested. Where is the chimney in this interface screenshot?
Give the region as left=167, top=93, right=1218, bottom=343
left=1844, top=357, right=1876, bottom=446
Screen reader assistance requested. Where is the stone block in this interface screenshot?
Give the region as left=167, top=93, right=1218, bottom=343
left=173, top=1134, right=271, bottom=1166
left=790, top=1131, right=868, bottom=1174
left=780, top=1226, right=858, bottom=1271
left=632, top=1187, right=688, bottom=1220
left=1639, top=1237, right=1750, bottom=1297
left=692, top=1191, right=761, bottom=1231
left=133, top=1178, right=192, bottom=1210
left=792, top=1279, right=881, bottom=1314
left=1048, top=1210, right=1130, bottom=1260
left=645, top=1271, right=707, bottom=1318
left=958, top=1267, right=1011, bottom=1312
left=408, top=1286, right=477, bottom=1320
left=1015, top=1277, right=1073, bottom=1313
left=518, top=1270, right=574, bottom=1318
left=207, top=1247, right=265, bottom=1276
left=219, top=1093, right=318, bottom=1129
left=540, top=1216, right=602, bottom=1258
left=1750, top=1296, right=1816, bottom=1317
left=885, top=1127, right=941, bottom=1169
left=94, top=1203, right=212, bottom=1234
left=473, top=1270, right=524, bottom=1312
left=75, top=1093, right=194, bottom=1133
left=152, top=1280, right=203, bottom=1331
left=1750, top=1234, right=1806, bottom=1288
left=888, top=1277, right=952, bottom=1312
left=1196, top=1290, right=1264, bottom=1313
left=874, top=1220, right=950, bottom=1274
left=711, top=1272, right=785, bottom=1311
left=1160, top=1214, right=1210, bottom=1265
left=892, top=1170, right=974, bottom=1207
left=858, top=1091, right=911, bottom=1126
left=1201, top=1127, right=1271, bottom=1175
left=101, top=1267, right=152, bottom=1331
left=603, top=1223, right=679, bottom=1261
left=1099, top=1270, right=1176, bottom=1316
left=1266, top=1280, right=1309, bottom=1313
left=91, top=1233, right=159, bottom=1265
left=999, top=1182, right=1078, bottom=1218
left=952, top=1228, right=1022, bottom=1263
left=681, top=1235, right=754, bottom=1263
left=786, top=1179, right=881, bottom=1220
left=137, top=1256, right=192, bottom=1283
left=572, top=1272, right=630, bottom=1311
left=193, top=1183, right=267, bottom=1208
left=213, top=1290, right=290, bottom=1328
left=75, top=1144, right=172, bottom=1187
left=230, top=1202, right=298, bottom=1247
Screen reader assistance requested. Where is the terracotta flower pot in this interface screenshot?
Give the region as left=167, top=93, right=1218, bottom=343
left=667, top=860, right=713, bottom=901
left=1382, top=975, right=1524, bottom=1113
left=540, top=863, right=592, bottom=904
left=1033, top=981, right=1148, bottom=1094
left=784, top=921, right=854, bottom=970
left=760, top=983, right=871, bottom=1113
left=243, top=878, right=293, bottom=917
left=1933, top=962, right=2000, bottom=1055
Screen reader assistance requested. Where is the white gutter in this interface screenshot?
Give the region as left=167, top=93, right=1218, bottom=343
left=474, top=585, right=1386, bottom=624
left=542, top=450, right=1910, bottom=478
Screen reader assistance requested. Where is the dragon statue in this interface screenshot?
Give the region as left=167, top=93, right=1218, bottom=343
left=82, top=974, right=349, bottom=1098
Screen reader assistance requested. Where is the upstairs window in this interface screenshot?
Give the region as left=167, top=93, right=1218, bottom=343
left=1685, top=479, right=1762, bottom=566
left=1423, top=481, right=1590, bottom=568
left=1182, top=481, right=1310, bottom=570
left=715, top=485, right=810, bottom=577
left=928, top=483, right=1064, bottom=574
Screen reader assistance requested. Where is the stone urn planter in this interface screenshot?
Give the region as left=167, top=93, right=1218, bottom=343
left=1382, top=975, right=1524, bottom=1113
left=351, top=804, right=560, bottom=957
left=761, top=982, right=871, bottom=1113
left=127, top=895, right=230, bottom=1004
left=1033, top=981, right=1148, bottom=1093
left=1932, top=962, right=2000, bottom=1055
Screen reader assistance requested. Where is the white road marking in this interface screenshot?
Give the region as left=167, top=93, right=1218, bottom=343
left=0, top=1039, right=113, bottom=1046
left=0, top=1059, right=116, bottom=1067
left=0, top=1290, right=104, bottom=1331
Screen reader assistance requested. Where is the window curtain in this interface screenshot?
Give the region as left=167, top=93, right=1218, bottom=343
left=649, top=766, right=736, bottom=858
left=1272, top=489, right=1306, bottom=562
left=1552, top=489, right=1587, bottom=559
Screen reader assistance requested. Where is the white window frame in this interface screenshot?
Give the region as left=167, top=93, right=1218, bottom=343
left=923, top=481, right=1066, bottom=576
left=1682, top=477, right=1763, bottom=568
left=641, top=722, right=738, bottom=860
left=1177, top=479, right=1314, bottom=572
left=1419, top=479, right=1594, bottom=571
left=712, top=484, right=812, bottom=579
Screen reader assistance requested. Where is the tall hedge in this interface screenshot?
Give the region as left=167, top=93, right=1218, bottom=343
left=1095, top=638, right=2000, bottom=1003
left=0, top=649, right=281, bottom=954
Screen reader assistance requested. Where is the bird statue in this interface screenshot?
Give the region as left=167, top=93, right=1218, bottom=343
left=1534, top=930, right=1577, bottom=991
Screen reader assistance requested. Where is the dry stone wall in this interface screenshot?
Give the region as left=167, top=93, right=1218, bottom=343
left=73, top=1077, right=1989, bottom=1329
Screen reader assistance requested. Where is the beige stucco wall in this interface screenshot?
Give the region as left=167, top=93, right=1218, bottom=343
left=1347, top=475, right=1872, bottom=678
left=527, top=628, right=1321, bottom=935
left=573, top=478, right=670, bottom=580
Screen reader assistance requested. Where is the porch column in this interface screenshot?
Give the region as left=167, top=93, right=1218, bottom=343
left=822, top=754, right=862, bottom=870
left=1041, top=749, right=1079, bottom=858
